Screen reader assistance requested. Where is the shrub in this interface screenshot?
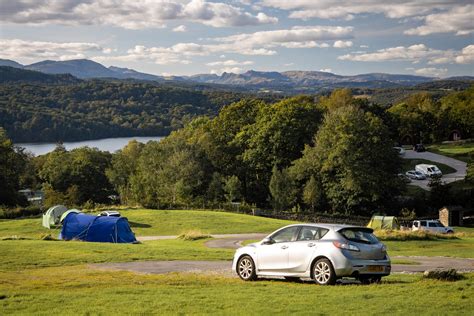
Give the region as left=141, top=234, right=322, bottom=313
left=374, top=230, right=459, bottom=241
left=177, top=229, right=211, bottom=241
left=0, top=206, right=43, bottom=219
left=423, top=269, right=464, bottom=281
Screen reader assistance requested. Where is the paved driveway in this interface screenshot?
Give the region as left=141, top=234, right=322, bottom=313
left=90, top=256, right=474, bottom=276
left=403, top=150, right=467, bottom=190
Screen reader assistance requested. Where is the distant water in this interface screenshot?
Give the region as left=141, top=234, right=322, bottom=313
left=17, top=136, right=164, bottom=156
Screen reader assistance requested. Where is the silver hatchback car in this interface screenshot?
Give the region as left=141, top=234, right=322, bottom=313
left=232, top=224, right=391, bottom=285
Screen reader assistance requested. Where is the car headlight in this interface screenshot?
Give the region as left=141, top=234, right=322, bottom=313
left=333, top=241, right=360, bottom=252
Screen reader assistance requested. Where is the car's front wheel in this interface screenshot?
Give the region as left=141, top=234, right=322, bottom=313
left=237, top=255, right=257, bottom=281
left=313, top=258, right=336, bottom=285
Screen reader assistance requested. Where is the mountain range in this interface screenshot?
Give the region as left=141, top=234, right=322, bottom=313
left=1, top=58, right=472, bottom=92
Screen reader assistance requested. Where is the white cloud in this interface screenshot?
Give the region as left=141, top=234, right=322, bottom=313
left=206, top=59, right=253, bottom=66
left=0, top=38, right=107, bottom=62
left=412, top=67, right=448, bottom=77
left=260, top=1, right=469, bottom=21
left=455, top=45, right=474, bottom=64
left=333, top=40, right=353, bottom=48
left=338, top=44, right=474, bottom=66
left=172, top=25, right=187, bottom=32
left=95, top=25, right=353, bottom=65
left=210, top=67, right=245, bottom=75
left=0, top=0, right=278, bottom=29
left=405, top=5, right=473, bottom=36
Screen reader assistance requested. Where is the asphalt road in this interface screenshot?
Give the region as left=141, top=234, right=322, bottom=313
left=403, top=150, right=467, bottom=190
left=91, top=256, right=474, bottom=277
left=96, top=233, right=474, bottom=276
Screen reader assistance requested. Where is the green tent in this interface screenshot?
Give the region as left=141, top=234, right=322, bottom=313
left=367, top=215, right=400, bottom=230
left=42, top=205, right=68, bottom=229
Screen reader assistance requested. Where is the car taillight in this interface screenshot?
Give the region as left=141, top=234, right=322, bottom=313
left=333, top=241, right=360, bottom=252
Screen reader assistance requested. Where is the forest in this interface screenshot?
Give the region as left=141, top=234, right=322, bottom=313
left=0, top=79, right=262, bottom=142
left=1, top=87, right=473, bottom=218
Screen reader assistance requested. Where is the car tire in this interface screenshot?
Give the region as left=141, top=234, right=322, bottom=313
left=447, top=230, right=454, bottom=234
left=312, top=258, right=336, bottom=285
left=237, top=255, right=257, bottom=281
left=284, top=276, right=301, bottom=282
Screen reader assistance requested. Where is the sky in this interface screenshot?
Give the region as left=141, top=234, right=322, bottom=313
left=0, top=0, right=473, bottom=77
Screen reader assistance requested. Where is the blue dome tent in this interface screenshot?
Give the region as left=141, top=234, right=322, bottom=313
left=60, top=212, right=137, bottom=243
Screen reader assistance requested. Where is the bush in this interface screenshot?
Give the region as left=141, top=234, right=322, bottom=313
left=177, top=229, right=211, bottom=241
left=374, top=230, right=459, bottom=241
left=423, top=269, right=464, bottom=281
left=0, top=206, right=43, bottom=219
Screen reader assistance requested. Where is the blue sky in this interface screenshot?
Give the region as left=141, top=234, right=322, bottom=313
left=0, top=0, right=473, bottom=77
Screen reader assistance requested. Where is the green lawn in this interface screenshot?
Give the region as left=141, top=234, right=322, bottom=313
left=0, top=209, right=296, bottom=239
left=402, top=158, right=457, bottom=174
left=428, top=142, right=473, bottom=163
left=1, top=267, right=472, bottom=315
left=0, top=239, right=234, bottom=272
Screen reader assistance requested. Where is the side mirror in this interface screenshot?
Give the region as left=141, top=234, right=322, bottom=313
left=261, top=237, right=274, bottom=245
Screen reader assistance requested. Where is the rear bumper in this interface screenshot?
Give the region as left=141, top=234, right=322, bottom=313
left=332, top=252, right=391, bottom=277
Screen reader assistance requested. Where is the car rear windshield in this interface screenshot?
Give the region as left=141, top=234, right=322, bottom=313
left=338, top=228, right=379, bottom=244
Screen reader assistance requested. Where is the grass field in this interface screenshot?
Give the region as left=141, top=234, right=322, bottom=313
left=401, top=158, right=457, bottom=174
left=1, top=267, right=472, bottom=315
left=428, top=141, right=473, bottom=163
left=0, top=209, right=296, bottom=239
left=2, top=212, right=473, bottom=314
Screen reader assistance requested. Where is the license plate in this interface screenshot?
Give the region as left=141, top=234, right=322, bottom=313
left=367, top=265, right=384, bottom=272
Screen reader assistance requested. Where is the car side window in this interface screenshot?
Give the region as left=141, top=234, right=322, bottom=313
left=271, top=226, right=299, bottom=243
left=413, top=222, right=419, bottom=227
left=420, top=221, right=427, bottom=227
left=296, top=226, right=329, bottom=241
left=428, top=222, right=436, bottom=227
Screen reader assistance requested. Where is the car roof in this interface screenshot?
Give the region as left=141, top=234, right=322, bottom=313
left=282, top=223, right=367, bottom=231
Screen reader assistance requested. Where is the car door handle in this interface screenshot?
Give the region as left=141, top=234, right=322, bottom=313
left=281, top=245, right=288, bottom=249
left=307, top=243, right=316, bottom=247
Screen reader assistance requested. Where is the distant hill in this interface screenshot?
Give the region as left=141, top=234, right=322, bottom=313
left=2, top=58, right=473, bottom=93
left=25, top=59, right=119, bottom=79
left=0, top=59, right=24, bottom=68
left=189, top=70, right=434, bottom=92
left=0, top=66, right=80, bottom=84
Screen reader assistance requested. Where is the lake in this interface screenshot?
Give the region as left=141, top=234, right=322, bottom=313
left=17, top=136, right=164, bottom=156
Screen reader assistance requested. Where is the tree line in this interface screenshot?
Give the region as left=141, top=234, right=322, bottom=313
left=1, top=87, right=473, bottom=217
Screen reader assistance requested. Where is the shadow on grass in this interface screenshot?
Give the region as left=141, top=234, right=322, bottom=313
left=254, top=277, right=410, bottom=286
left=128, top=221, right=152, bottom=228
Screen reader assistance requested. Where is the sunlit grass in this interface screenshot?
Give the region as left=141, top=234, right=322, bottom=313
left=0, top=267, right=472, bottom=315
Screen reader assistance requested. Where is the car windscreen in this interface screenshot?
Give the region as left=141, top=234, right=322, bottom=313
left=338, top=228, right=379, bottom=244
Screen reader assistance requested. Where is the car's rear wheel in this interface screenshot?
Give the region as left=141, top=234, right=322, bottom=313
left=237, top=255, right=257, bottom=281
left=313, top=258, right=336, bottom=285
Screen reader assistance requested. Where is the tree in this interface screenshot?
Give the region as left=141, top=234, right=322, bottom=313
left=269, top=166, right=297, bottom=212
left=241, top=96, right=323, bottom=204
left=224, top=176, right=242, bottom=203
left=292, top=106, right=402, bottom=215
left=39, top=146, right=113, bottom=206
left=0, top=128, right=28, bottom=206
left=106, top=140, right=144, bottom=204
left=129, top=123, right=212, bottom=208
left=302, top=175, right=323, bottom=212
left=207, top=172, right=224, bottom=202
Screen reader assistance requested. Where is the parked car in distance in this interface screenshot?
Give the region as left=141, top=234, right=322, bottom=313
left=413, top=144, right=426, bottom=152
left=412, top=220, right=454, bottom=234
left=405, top=170, right=427, bottom=180
left=398, top=173, right=411, bottom=183
left=393, top=147, right=406, bottom=156
left=98, top=210, right=121, bottom=217
left=232, top=224, right=391, bottom=285
left=415, top=164, right=442, bottom=177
